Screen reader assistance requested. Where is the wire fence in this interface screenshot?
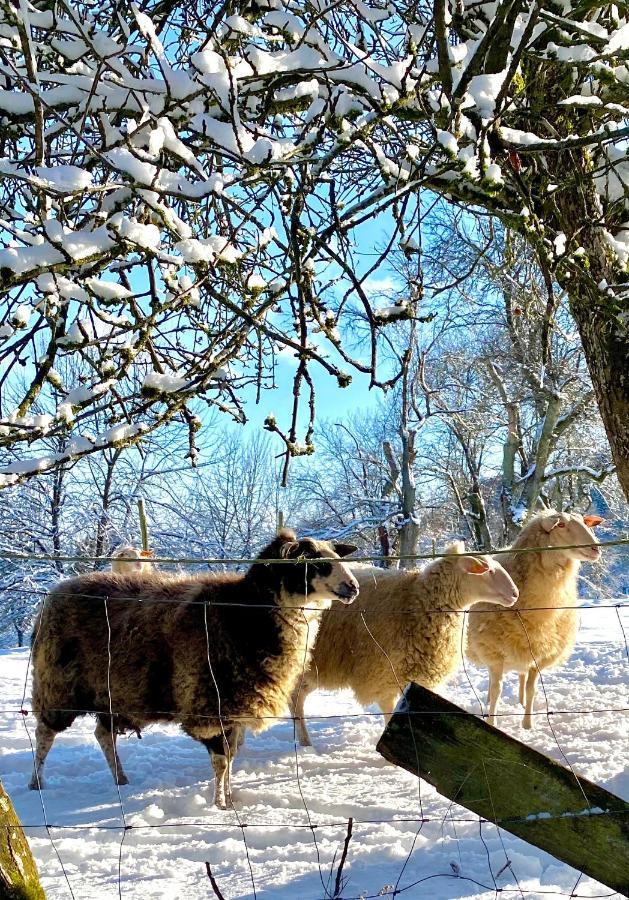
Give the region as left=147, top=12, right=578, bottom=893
left=0, top=536, right=627, bottom=900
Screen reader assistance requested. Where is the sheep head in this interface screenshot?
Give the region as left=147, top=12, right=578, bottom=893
left=444, top=542, right=519, bottom=607
left=254, top=530, right=359, bottom=607
left=538, top=512, right=603, bottom=563
left=110, top=545, right=154, bottom=574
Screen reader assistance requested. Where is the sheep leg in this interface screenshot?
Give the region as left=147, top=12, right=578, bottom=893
left=522, top=668, right=540, bottom=730
left=28, top=721, right=57, bottom=790
left=203, top=727, right=241, bottom=809
left=377, top=695, right=398, bottom=728
left=223, top=725, right=244, bottom=801
left=95, top=718, right=129, bottom=785
left=518, top=673, right=526, bottom=707
left=289, top=683, right=313, bottom=747
left=487, top=666, right=504, bottom=726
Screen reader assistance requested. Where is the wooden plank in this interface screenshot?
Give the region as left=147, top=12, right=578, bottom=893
left=376, top=683, right=629, bottom=895
left=0, top=779, right=45, bottom=899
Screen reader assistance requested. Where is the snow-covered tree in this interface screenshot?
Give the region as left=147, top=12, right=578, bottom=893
left=0, top=0, right=627, bottom=495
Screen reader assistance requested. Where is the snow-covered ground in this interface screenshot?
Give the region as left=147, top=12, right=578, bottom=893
left=1, top=604, right=627, bottom=900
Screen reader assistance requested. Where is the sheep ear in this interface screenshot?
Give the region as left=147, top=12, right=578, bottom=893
left=140, top=549, right=154, bottom=558
left=583, top=515, right=603, bottom=528
left=333, top=542, right=357, bottom=558
left=541, top=515, right=561, bottom=533
left=459, top=556, right=489, bottom=575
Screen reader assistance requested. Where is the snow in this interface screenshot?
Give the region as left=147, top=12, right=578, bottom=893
left=553, top=233, right=567, bottom=257
left=465, top=72, right=507, bottom=118
left=246, top=274, right=267, bottom=293
left=436, top=129, right=458, bottom=156
left=57, top=321, right=86, bottom=347
left=484, top=163, right=503, bottom=185
left=33, top=165, right=93, bottom=192
left=84, top=279, right=134, bottom=301
left=545, top=43, right=597, bottom=63
left=143, top=372, right=188, bottom=393
left=63, top=381, right=114, bottom=407
left=175, top=235, right=242, bottom=265
left=11, top=304, right=32, bottom=327
left=605, top=22, right=629, bottom=53
left=2, top=603, right=624, bottom=899
left=109, top=215, right=161, bottom=252
left=557, top=95, right=603, bottom=107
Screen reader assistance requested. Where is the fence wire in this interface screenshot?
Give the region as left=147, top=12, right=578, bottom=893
left=0, top=540, right=627, bottom=900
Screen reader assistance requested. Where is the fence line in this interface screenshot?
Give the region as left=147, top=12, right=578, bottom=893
left=0, top=535, right=628, bottom=565
left=1, top=582, right=626, bottom=614
left=8, top=808, right=629, bottom=831
left=2, top=540, right=627, bottom=900
left=3, top=706, right=628, bottom=720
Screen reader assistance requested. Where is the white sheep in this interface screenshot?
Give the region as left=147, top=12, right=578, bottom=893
left=110, top=545, right=154, bottom=574
left=466, top=511, right=603, bottom=729
left=290, top=541, right=519, bottom=746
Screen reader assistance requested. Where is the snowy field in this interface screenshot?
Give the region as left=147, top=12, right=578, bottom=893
left=1, top=604, right=627, bottom=900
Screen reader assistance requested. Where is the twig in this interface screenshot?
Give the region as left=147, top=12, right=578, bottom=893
left=205, top=862, right=227, bottom=900
left=333, top=817, right=354, bottom=898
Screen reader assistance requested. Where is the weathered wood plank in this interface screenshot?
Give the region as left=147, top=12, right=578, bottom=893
left=0, top=779, right=45, bottom=899
left=376, top=683, right=629, bottom=895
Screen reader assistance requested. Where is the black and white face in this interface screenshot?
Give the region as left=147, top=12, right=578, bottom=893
left=277, top=538, right=359, bottom=607
left=540, top=512, right=603, bottom=563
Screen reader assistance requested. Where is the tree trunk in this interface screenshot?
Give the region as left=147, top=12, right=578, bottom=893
left=529, top=75, right=629, bottom=501
left=519, top=396, right=562, bottom=520
left=0, top=780, right=45, bottom=899
left=567, top=287, right=629, bottom=499
left=552, top=186, right=629, bottom=500
left=466, top=487, right=492, bottom=551
left=376, top=524, right=394, bottom=568
left=50, top=469, right=64, bottom=577
left=398, top=429, right=419, bottom=568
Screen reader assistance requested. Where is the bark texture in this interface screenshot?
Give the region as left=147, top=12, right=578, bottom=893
left=0, top=780, right=45, bottom=899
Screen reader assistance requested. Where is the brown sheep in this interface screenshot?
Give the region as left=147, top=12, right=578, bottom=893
left=290, top=542, right=519, bottom=747
left=29, top=530, right=358, bottom=807
left=110, top=545, right=154, bottom=574
left=466, top=511, right=603, bottom=729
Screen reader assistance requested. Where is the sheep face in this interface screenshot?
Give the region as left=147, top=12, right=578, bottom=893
left=110, top=546, right=153, bottom=574
left=282, top=538, right=360, bottom=606
left=456, top=555, right=519, bottom=607
left=258, top=532, right=359, bottom=607
left=539, top=512, right=603, bottom=563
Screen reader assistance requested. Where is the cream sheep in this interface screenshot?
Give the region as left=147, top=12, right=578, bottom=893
left=466, top=511, right=603, bottom=729
left=290, top=541, right=519, bottom=747
left=110, top=545, right=154, bottom=574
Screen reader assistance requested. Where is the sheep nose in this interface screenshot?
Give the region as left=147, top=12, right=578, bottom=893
left=336, top=581, right=358, bottom=603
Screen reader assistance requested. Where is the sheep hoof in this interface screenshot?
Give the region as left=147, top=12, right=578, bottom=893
left=28, top=778, right=43, bottom=791
left=116, top=773, right=129, bottom=786
left=522, top=718, right=532, bottom=730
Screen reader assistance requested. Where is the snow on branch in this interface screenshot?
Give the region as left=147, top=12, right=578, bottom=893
left=0, top=0, right=627, bottom=484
